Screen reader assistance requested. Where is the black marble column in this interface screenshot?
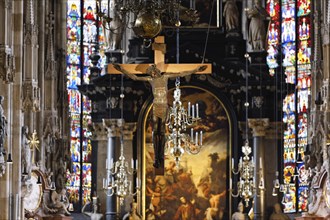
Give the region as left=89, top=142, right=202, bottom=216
left=248, top=118, right=269, bottom=220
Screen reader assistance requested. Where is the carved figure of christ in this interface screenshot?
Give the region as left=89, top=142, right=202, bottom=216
left=108, top=36, right=212, bottom=174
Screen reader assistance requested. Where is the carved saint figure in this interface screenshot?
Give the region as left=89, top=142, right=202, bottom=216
left=223, top=0, right=240, bottom=31
left=113, top=64, right=207, bottom=168
left=51, top=189, right=71, bottom=215
left=232, top=201, right=246, bottom=220
left=22, top=126, right=31, bottom=176
left=246, top=0, right=269, bottom=51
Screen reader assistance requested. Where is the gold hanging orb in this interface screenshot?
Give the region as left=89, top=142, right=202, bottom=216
left=132, top=10, right=162, bottom=39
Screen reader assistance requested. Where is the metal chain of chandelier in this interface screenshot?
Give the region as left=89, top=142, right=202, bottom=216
left=230, top=54, right=265, bottom=206
left=102, top=75, right=139, bottom=205
left=165, top=78, right=203, bottom=167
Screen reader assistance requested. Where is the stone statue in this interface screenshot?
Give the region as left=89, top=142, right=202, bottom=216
left=99, top=8, right=123, bottom=51
left=113, top=64, right=207, bottom=168
left=246, top=0, right=268, bottom=51
left=123, top=201, right=142, bottom=220
left=232, top=201, right=246, bottom=220
left=0, top=96, right=7, bottom=151
left=22, top=126, right=31, bottom=177
left=269, top=203, right=290, bottom=220
left=82, top=199, right=103, bottom=220
left=51, top=189, right=71, bottom=215
left=223, top=0, right=240, bottom=31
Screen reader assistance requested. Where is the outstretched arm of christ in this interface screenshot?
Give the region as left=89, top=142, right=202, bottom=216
left=113, top=64, right=151, bottom=81
left=165, top=65, right=208, bottom=78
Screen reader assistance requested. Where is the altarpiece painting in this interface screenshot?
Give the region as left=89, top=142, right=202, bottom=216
left=140, top=86, right=231, bottom=220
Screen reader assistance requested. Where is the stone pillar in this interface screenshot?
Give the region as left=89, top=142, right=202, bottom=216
left=121, top=122, right=137, bottom=216
left=248, top=118, right=269, bottom=220
left=89, top=122, right=109, bottom=216
left=103, top=119, right=121, bottom=220
left=12, top=0, right=24, bottom=219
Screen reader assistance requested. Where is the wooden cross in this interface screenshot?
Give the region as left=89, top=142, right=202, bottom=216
left=107, top=36, right=212, bottom=175
left=107, top=36, right=212, bottom=75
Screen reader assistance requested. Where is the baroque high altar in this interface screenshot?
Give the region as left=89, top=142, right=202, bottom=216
left=1, top=0, right=330, bottom=220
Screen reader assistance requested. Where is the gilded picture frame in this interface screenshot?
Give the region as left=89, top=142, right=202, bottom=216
left=138, top=86, right=232, bottom=220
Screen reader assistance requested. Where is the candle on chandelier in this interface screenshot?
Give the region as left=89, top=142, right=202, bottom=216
left=230, top=178, right=232, bottom=189
left=188, top=102, right=191, bottom=116
left=136, top=177, right=139, bottom=187
left=196, top=103, right=199, bottom=118
left=106, top=159, right=108, bottom=169
left=195, top=132, right=198, bottom=145
left=200, top=131, right=203, bottom=145
left=103, top=178, right=106, bottom=189
left=135, top=159, right=138, bottom=169
left=192, top=105, right=195, bottom=118
left=191, top=128, right=193, bottom=142
left=232, top=158, right=234, bottom=170
left=260, top=157, right=263, bottom=169
left=110, top=158, right=113, bottom=169
left=131, top=158, right=134, bottom=169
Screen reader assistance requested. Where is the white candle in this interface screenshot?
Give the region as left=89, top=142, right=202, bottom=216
left=200, top=131, right=203, bottom=145
left=195, top=132, right=198, bottom=145
left=232, top=158, right=234, bottom=170
left=230, top=178, right=232, bottom=189
left=106, top=159, right=108, bottom=169
left=260, top=157, right=263, bottom=169
left=192, top=105, right=195, bottom=118
left=110, top=158, right=113, bottom=169
left=103, top=178, right=106, bottom=188
left=135, top=159, right=138, bottom=169
left=191, top=128, right=193, bottom=142
left=188, top=102, right=191, bottom=116
left=196, top=103, right=199, bottom=118
left=136, top=177, right=139, bottom=187
left=131, top=158, right=134, bottom=169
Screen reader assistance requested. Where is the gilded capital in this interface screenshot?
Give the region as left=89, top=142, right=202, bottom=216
left=248, top=118, right=270, bottom=137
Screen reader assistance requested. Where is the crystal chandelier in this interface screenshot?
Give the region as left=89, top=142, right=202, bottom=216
left=102, top=74, right=139, bottom=205
left=165, top=78, right=203, bottom=167
left=230, top=53, right=265, bottom=206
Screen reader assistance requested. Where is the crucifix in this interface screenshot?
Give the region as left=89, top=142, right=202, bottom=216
left=108, top=36, right=212, bottom=174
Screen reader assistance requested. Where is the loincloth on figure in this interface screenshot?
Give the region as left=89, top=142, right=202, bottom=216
left=153, top=103, right=167, bottom=120
left=153, top=88, right=168, bottom=120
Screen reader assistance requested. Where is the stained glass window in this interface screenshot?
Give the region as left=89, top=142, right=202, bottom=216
left=66, top=0, right=107, bottom=210
left=266, top=0, right=280, bottom=76
left=267, top=0, right=311, bottom=214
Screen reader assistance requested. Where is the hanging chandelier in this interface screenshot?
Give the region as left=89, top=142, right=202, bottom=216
left=102, top=74, right=139, bottom=205
left=165, top=78, right=203, bottom=167
left=230, top=53, right=265, bottom=206
left=97, top=0, right=199, bottom=41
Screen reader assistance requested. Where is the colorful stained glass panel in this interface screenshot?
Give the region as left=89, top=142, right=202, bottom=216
left=297, top=0, right=311, bottom=16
